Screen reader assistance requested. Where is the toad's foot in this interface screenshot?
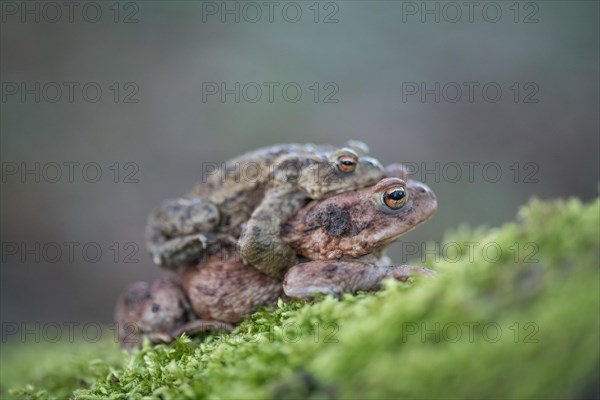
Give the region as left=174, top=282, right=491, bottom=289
left=148, top=234, right=209, bottom=270
left=145, top=197, right=220, bottom=269
left=282, top=261, right=435, bottom=299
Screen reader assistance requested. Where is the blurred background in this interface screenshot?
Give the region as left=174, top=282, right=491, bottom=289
left=1, top=1, right=598, bottom=329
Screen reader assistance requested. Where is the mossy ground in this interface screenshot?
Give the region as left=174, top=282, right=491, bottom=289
left=2, top=197, right=599, bottom=399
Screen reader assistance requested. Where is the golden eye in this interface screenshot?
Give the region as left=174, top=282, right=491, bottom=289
left=382, top=186, right=407, bottom=209
left=336, top=154, right=358, bottom=173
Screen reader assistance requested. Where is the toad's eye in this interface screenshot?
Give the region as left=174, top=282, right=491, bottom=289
left=336, top=154, right=358, bottom=173
left=382, top=186, right=407, bottom=209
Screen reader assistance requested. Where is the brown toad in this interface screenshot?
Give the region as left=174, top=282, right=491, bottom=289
left=146, top=142, right=384, bottom=278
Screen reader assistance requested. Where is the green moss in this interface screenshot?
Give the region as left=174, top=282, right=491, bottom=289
left=1, top=339, right=122, bottom=399
left=2, top=197, right=599, bottom=399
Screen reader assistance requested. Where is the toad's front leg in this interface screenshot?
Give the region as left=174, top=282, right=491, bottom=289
left=239, top=186, right=307, bottom=278
left=282, top=260, right=435, bottom=299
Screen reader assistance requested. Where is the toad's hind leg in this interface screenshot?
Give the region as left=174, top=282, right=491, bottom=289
left=145, top=197, right=220, bottom=269
left=239, top=187, right=307, bottom=278
left=283, top=261, right=435, bottom=299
